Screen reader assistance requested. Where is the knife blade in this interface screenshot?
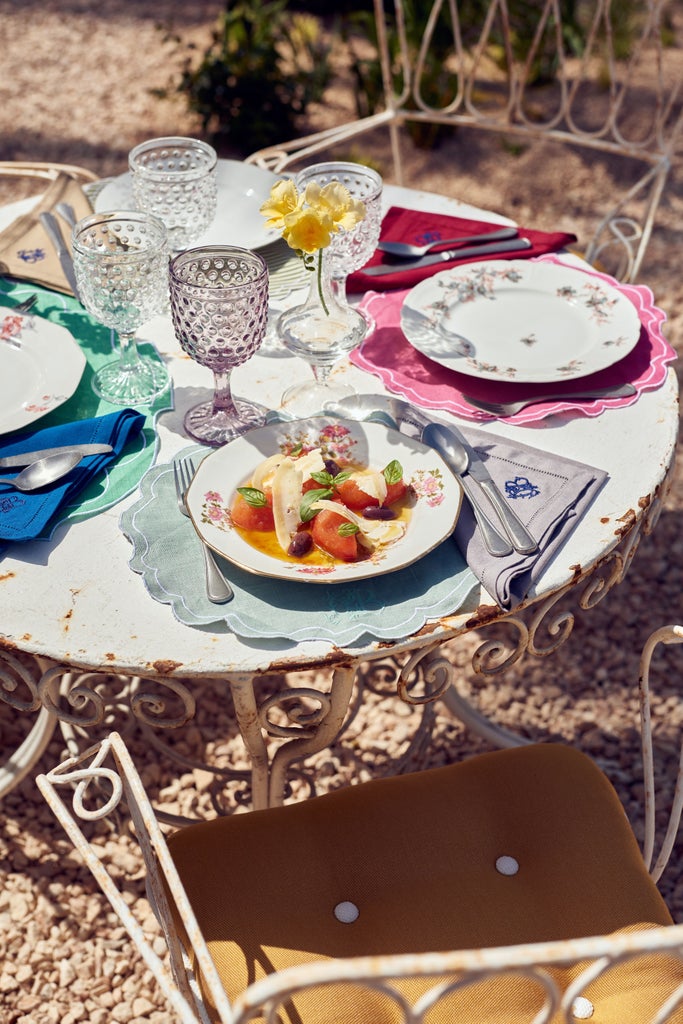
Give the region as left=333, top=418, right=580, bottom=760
left=0, top=444, right=113, bottom=468
left=39, top=211, right=81, bottom=299
left=362, top=236, right=533, bottom=276
left=431, top=422, right=538, bottom=555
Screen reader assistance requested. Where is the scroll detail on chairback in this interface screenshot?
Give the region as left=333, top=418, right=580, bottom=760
left=37, top=624, right=683, bottom=1024
left=247, top=0, right=682, bottom=283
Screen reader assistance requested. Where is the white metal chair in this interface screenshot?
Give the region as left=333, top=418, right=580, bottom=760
left=37, top=624, right=683, bottom=1024
left=247, top=0, right=682, bottom=282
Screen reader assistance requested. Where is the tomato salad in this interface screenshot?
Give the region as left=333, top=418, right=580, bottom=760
left=230, top=446, right=412, bottom=565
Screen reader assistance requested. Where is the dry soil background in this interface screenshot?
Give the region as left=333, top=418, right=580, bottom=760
left=0, top=2, right=682, bottom=1023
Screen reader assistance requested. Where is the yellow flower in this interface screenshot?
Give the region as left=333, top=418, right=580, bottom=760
left=282, top=207, right=334, bottom=254
left=259, top=179, right=300, bottom=232
left=260, top=177, right=366, bottom=255
left=304, top=181, right=366, bottom=234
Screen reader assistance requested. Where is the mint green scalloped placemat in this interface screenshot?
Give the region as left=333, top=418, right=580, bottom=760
left=0, top=280, right=171, bottom=530
left=120, top=446, right=479, bottom=644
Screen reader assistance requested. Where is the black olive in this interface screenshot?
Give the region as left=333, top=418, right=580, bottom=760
left=362, top=506, right=397, bottom=520
left=324, top=459, right=342, bottom=477
left=288, top=531, right=313, bottom=557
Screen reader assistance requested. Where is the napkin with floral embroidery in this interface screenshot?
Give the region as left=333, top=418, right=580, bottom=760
left=447, top=424, right=608, bottom=609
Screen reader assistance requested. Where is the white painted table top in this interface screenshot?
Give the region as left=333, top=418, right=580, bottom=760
left=0, top=185, right=678, bottom=678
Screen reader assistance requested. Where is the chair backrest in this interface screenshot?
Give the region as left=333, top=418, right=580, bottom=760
left=247, top=0, right=682, bottom=281
left=36, top=624, right=683, bottom=1024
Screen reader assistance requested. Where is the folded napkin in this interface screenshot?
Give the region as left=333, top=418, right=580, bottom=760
left=0, top=172, right=93, bottom=295
left=447, top=424, right=608, bottom=609
left=348, top=207, right=577, bottom=292
left=0, top=408, right=145, bottom=548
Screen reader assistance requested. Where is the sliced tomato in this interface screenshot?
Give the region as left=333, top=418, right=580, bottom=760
left=334, top=476, right=407, bottom=509
left=302, top=477, right=321, bottom=494
left=384, top=479, right=407, bottom=505
left=231, top=491, right=275, bottom=531
left=334, top=478, right=380, bottom=509
left=311, top=509, right=358, bottom=562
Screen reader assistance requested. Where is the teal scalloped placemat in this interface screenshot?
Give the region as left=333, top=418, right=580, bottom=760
left=0, top=280, right=171, bottom=530
left=120, top=447, right=478, bottom=645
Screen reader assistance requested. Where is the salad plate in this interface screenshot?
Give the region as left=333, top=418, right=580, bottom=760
left=185, top=417, right=462, bottom=583
left=0, top=305, right=86, bottom=435
left=95, top=159, right=281, bottom=250
left=401, top=259, right=642, bottom=383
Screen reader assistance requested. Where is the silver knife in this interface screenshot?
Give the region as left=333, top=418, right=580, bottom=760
left=0, top=444, right=113, bottom=468
left=429, top=422, right=538, bottom=555
left=39, top=211, right=81, bottom=299
left=362, top=236, right=533, bottom=276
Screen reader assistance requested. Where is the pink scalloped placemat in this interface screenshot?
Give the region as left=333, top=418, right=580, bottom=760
left=351, top=255, right=675, bottom=424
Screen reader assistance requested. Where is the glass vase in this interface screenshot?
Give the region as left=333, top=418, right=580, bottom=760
left=277, top=252, right=366, bottom=417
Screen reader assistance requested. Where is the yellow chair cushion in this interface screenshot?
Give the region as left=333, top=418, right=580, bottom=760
left=166, top=743, right=680, bottom=1024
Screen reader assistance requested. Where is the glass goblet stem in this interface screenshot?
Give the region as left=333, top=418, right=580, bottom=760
left=118, top=331, right=142, bottom=371
left=211, top=369, right=239, bottom=415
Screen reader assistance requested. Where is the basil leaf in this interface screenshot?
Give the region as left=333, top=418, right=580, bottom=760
left=299, top=488, right=333, bottom=523
left=383, top=459, right=403, bottom=485
left=237, top=486, right=268, bottom=507
left=310, top=470, right=335, bottom=487
left=338, top=522, right=360, bottom=536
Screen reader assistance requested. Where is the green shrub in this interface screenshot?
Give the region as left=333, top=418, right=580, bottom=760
left=160, top=0, right=333, bottom=156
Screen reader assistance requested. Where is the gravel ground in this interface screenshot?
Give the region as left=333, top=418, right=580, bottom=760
left=0, top=2, right=681, bottom=1022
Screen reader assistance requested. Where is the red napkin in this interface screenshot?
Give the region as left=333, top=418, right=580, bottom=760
left=347, top=207, right=578, bottom=293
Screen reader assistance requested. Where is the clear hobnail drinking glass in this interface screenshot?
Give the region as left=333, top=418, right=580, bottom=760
left=275, top=162, right=383, bottom=418
left=293, top=160, right=383, bottom=320
left=72, top=210, right=170, bottom=406
left=129, top=136, right=218, bottom=251
left=169, top=246, right=269, bottom=446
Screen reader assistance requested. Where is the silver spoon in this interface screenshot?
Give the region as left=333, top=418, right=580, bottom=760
left=422, top=423, right=513, bottom=557
left=377, top=226, right=518, bottom=259
left=0, top=451, right=83, bottom=491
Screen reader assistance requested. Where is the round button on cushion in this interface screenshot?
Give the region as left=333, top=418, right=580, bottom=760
left=572, top=996, right=594, bottom=1019
left=334, top=901, right=360, bottom=923
left=495, top=855, right=519, bottom=876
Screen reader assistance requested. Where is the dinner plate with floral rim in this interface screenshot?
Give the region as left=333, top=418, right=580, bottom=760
left=400, top=259, right=642, bottom=384
left=185, top=417, right=463, bottom=583
left=0, top=304, right=86, bottom=435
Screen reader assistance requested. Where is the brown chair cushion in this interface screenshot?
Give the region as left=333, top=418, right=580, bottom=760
left=166, top=744, right=679, bottom=1023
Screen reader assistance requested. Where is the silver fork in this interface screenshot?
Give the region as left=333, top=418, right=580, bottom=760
left=12, top=294, right=38, bottom=315
left=173, top=457, right=234, bottom=604
left=462, top=383, right=638, bottom=418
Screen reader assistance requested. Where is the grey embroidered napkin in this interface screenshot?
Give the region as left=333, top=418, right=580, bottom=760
left=449, top=425, right=608, bottom=609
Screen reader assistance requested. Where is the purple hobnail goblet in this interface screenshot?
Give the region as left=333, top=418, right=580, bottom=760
left=169, top=246, right=269, bottom=445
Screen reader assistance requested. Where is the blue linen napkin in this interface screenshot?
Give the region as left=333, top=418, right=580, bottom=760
left=0, top=408, right=145, bottom=547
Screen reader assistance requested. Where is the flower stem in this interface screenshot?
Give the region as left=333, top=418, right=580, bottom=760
left=317, top=250, right=329, bottom=316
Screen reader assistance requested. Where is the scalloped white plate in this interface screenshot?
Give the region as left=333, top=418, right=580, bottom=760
left=0, top=306, right=86, bottom=435
left=401, top=259, right=641, bottom=383
left=95, top=159, right=280, bottom=249
left=186, top=417, right=463, bottom=583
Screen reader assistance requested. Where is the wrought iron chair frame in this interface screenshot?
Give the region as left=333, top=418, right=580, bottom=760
left=37, top=624, right=683, bottom=1024
left=247, top=0, right=682, bottom=281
